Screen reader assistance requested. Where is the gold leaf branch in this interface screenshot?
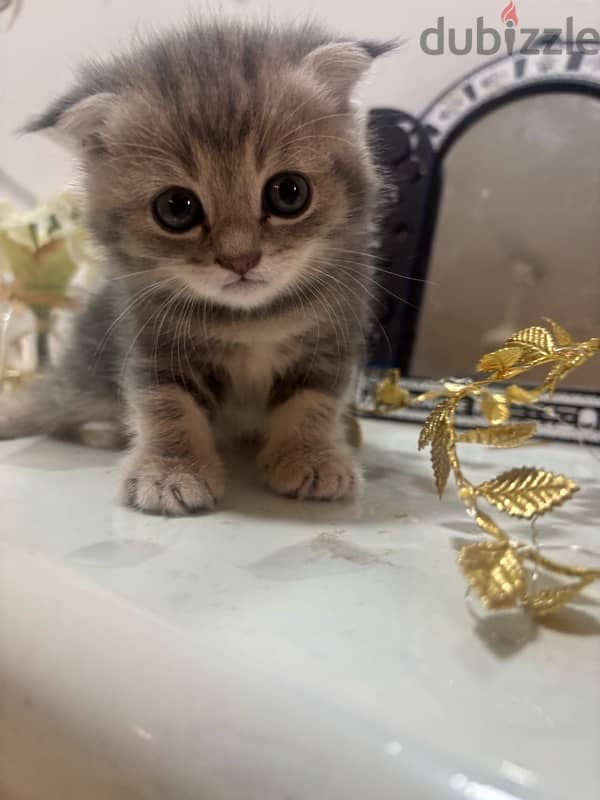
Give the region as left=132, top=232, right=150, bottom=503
left=380, top=320, right=600, bottom=617
left=457, top=422, right=537, bottom=448
left=476, top=468, right=579, bottom=519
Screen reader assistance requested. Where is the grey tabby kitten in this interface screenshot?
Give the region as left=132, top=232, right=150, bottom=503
left=0, top=21, right=393, bottom=515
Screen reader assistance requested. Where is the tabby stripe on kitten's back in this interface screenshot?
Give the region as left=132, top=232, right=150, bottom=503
left=0, top=21, right=395, bottom=515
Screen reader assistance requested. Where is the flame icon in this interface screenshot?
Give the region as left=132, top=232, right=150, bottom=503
left=501, top=0, right=519, bottom=27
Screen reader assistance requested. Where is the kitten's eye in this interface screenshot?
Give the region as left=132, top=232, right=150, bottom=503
left=152, top=187, right=204, bottom=233
left=263, top=173, right=311, bottom=218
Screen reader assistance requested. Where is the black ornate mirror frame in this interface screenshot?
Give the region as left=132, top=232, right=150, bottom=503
left=359, top=41, right=600, bottom=445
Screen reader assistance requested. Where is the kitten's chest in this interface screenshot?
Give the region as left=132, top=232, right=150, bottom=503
left=210, top=322, right=308, bottom=438
left=223, top=341, right=290, bottom=407
left=213, top=342, right=283, bottom=439
left=211, top=315, right=310, bottom=396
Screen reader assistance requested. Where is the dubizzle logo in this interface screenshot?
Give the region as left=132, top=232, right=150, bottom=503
left=500, top=1, right=518, bottom=53
left=501, top=1, right=519, bottom=28
left=420, top=2, right=600, bottom=56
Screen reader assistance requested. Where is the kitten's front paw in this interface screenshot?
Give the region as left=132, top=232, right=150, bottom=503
left=121, top=452, right=225, bottom=516
left=261, top=444, right=361, bottom=501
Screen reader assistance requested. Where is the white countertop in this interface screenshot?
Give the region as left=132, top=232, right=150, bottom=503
left=1, top=420, right=599, bottom=800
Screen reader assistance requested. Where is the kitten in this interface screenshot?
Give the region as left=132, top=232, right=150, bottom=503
left=0, top=21, right=393, bottom=515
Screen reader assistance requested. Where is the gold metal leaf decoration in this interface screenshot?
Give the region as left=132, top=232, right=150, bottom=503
left=544, top=318, right=575, bottom=348
left=459, top=542, right=527, bottom=610
left=414, top=389, right=446, bottom=404
left=479, top=391, right=510, bottom=425
left=443, top=382, right=467, bottom=394
left=418, top=402, right=448, bottom=451
left=376, top=317, right=600, bottom=622
left=431, top=427, right=451, bottom=498
left=476, top=468, right=579, bottom=519
left=476, top=345, right=525, bottom=376
left=542, top=362, right=568, bottom=396
left=375, top=369, right=412, bottom=411
left=507, top=325, right=555, bottom=355
left=474, top=511, right=508, bottom=542
left=528, top=577, right=596, bottom=616
left=458, top=422, right=537, bottom=448
left=505, top=385, right=542, bottom=405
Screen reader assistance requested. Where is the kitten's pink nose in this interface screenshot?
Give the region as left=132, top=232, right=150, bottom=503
left=216, top=251, right=262, bottom=276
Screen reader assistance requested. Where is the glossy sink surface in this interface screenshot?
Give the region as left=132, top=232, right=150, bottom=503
left=1, top=420, right=599, bottom=800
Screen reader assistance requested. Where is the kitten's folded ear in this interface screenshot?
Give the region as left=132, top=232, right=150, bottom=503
left=301, top=39, right=398, bottom=102
left=22, top=90, right=117, bottom=149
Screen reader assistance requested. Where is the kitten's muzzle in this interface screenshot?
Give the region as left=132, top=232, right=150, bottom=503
left=215, top=251, right=262, bottom=276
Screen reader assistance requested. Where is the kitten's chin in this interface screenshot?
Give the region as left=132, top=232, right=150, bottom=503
left=179, top=258, right=309, bottom=311
left=219, top=276, right=274, bottom=309
left=184, top=275, right=285, bottom=311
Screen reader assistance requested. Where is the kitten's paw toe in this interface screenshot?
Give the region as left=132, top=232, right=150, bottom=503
left=263, top=446, right=361, bottom=501
left=121, top=455, right=225, bottom=516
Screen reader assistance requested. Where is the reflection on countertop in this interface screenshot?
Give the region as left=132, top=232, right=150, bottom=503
left=1, top=420, right=598, bottom=800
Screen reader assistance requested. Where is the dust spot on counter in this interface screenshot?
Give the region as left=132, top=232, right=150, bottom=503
left=250, top=530, right=392, bottom=579
left=169, top=569, right=201, bottom=582
left=168, top=591, right=194, bottom=609
left=310, top=531, right=383, bottom=566
left=67, top=539, right=166, bottom=567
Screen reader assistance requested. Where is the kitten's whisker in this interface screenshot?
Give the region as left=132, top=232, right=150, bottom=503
left=307, top=263, right=395, bottom=358
left=174, top=291, right=189, bottom=386
left=315, top=294, right=344, bottom=387
left=108, top=267, right=165, bottom=282
left=304, top=273, right=356, bottom=345
left=307, top=274, right=358, bottom=381
left=323, top=281, right=355, bottom=354
left=343, top=268, right=421, bottom=311
left=320, top=281, right=369, bottom=363
left=202, top=295, right=209, bottom=344
left=294, top=283, right=321, bottom=380
left=152, top=288, right=185, bottom=386
left=300, top=282, right=346, bottom=386
left=369, top=266, right=435, bottom=285
left=305, top=267, right=372, bottom=364
left=169, top=287, right=192, bottom=388
left=323, top=246, right=396, bottom=264
left=119, top=291, right=174, bottom=382
left=318, top=253, right=436, bottom=285
left=310, top=257, right=419, bottom=310
left=94, top=276, right=177, bottom=361
left=182, top=295, right=197, bottom=381
left=173, top=295, right=185, bottom=387
left=287, top=277, right=304, bottom=322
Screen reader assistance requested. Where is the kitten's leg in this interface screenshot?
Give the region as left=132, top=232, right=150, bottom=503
left=122, top=385, right=224, bottom=515
left=260, top=389, right=361, bottom=501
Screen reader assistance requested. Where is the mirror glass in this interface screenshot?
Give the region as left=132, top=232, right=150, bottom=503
left=411, top=92, right=600, bottom=391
